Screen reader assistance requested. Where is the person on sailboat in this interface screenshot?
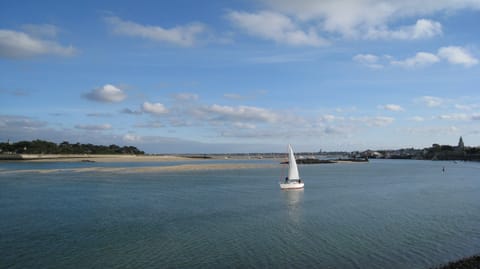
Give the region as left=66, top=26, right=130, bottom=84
left=285, top=177, right=288, bottom=183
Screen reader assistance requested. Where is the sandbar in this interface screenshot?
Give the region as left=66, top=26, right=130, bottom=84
left=0, top=163, right=278, bottom=174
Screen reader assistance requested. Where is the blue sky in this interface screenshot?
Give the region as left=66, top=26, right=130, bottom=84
left=1, top=0, right=480, bottom=153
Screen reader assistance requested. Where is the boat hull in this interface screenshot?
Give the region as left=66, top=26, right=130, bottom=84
left=280, top=182, right=304, bottom=189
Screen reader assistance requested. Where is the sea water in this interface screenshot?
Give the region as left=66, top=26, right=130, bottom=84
left=1, top=159, right=479, bottom=268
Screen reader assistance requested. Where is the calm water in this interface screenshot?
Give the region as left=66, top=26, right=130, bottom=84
left=1, top=160, right=479, bottom=268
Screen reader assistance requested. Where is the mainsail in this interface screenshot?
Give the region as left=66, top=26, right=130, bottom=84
left=287, top=144, right=300, bottom=180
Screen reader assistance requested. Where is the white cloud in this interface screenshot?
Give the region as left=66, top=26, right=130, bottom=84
left=366, top=19, right=442, bottom=40
left=75, top=124, right=112, bottom=131
left=353, top=54, right=383, bottom=69
left=409, top=19, right=443, bottom=39
left=123, top=133, right=142, bottom=142
left=438, top=113, right=469, bottom=121
left=369, top=116, right=395, bottom=127
left=378, top=104, right=404, bottom=111
left=319, top=114, right=344, bottom=122
left=0, top=115, right=47, bottom=129
left=455, top=103, right=480, bottom=111
left=105, top=16, right=208, bottom=47
left=142, top=102, right=169, bottom=115
left=227, top=10, right=328, bottom=46
left=263, top=0, right=393, bottom=37
left=438, top=46, right=478, bottom=67
left=0, top=29, right=76, bottom=59
left=416, top=96, right=444, bottom=107
left=260, top=0, right=480, bottom=39
left=201, top=104, right=279, bottom=123
left=391, top=52, right=440, bottom=68
left=83, top=84, right=127, bottom=103
left=361, top=46, right=478, bottom=69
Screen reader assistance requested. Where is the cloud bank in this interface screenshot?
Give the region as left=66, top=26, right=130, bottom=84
left=142, top=102, right=169, bottom=115
left=260, top=0, right=480, bottom=39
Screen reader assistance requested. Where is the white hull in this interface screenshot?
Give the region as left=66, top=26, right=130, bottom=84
left=280, top=181, right=304, bottom=189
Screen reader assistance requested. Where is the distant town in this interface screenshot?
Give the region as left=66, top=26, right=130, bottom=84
left=351, top=136, right=480, bottom=161
left=1, top=137, right=479, bottom=162
left=189, top=136, right=480, bottom=162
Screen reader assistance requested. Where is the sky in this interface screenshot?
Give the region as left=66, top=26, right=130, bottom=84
left=1, top=0, right=480, bottom=153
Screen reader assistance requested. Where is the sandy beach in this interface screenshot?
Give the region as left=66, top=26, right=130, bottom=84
left=5, top=154, right=194, bottom=163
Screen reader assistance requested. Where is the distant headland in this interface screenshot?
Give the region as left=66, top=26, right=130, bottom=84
left=0, top=140, right=144, bottom=160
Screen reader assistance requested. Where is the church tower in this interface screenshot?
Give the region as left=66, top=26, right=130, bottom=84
left=458, top=136, right=464, bottom=149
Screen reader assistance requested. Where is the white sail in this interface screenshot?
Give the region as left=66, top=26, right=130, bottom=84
left=280, top=144, right=304, bottom=189
left=287, top=144, right=300, bottom=180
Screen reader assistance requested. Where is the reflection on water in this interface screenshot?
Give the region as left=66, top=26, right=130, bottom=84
left=282, top=189, right=304, bottom=223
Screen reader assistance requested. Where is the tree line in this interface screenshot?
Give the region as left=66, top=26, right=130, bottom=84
left=0, top=140, right=144, bottom=155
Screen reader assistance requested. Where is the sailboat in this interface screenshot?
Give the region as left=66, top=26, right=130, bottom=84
left=280, top=144, right=304, bottom=190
